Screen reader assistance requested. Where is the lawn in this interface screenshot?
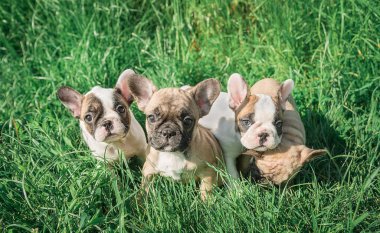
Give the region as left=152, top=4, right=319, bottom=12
left=0, top=0, right=379, bottom=232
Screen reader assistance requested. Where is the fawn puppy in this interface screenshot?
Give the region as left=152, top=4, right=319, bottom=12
left=126, top=74, right=224, bottom=200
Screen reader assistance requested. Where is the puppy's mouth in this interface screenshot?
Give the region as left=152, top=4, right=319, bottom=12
left=149, top=136, right=188, bottom=152
left=252, top=145, right=269, bottom=152
left=150, top=141, right=183, bottom=152
left=158, top=145, right=179, bottom=152
left=242, top=143, right=273, bottom=152
left=103, top=129, right=128, bottom=142
left=102, top=133, right=122, bottom=142
left=249, top=141, right=280, bottom=152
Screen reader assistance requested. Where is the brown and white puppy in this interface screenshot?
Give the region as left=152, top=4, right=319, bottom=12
left=127, top=75, right=224, bottom=200
left=228, top=74, right=326, bottom=184
left=228, top=74, right=294, bottom=151
left=57, top=69, right=148, bottom=162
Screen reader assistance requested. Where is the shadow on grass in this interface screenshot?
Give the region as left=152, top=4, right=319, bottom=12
left=294, top=110, right=348, bottom=185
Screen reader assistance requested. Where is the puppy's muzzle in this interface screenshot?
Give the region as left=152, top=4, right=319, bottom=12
left=150, top=124, right=185, bottom=152
left=102, top=120, right=113, bottom=132
left=258, top=132, right=269, bottom=146
left=161, top=128, right=177, bottom=139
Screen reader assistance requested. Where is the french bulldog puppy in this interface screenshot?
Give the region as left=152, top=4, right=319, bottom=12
left=57, top=69, right=148, bottom=162
left=228, top=74, right=326, bottom=184
left=126, top=75, right=224, bottom=200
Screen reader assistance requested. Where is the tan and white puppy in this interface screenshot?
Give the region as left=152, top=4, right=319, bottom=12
left=57, top=69, right=148, bottom=162
left=228, top=74, right=293, bottom=151
left=228, top=74, right=326, bottom=184
left=127, top=75, right=224, bottom=200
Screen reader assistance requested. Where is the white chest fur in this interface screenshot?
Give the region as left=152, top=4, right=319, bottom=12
left=155, top=151, right=188, bottom=180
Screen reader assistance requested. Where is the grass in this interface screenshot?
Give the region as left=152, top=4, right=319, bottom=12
left=0, top=0, right=379, bottom=232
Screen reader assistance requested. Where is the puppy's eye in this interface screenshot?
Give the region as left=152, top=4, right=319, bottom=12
left=183, top=116, right=193, bottom=126
left=84, top=114, right=93, bottom=123
left=147, top=114, right=156, bottom=123
left=240, top=118, right=252, bottom=127
left=275, top=120, right=283, bottom=135
left=275, top=120, right=283, bottom=128
left=116, top=105, right=125, bottom=114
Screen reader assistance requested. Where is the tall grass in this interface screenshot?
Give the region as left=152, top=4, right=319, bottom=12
left=1, top=0, right=379, bottom=231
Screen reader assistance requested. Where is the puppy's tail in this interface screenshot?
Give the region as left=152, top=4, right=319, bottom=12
left=180, top=85, right=192, bottom=90
left=301, top=147, right=327, bottom=164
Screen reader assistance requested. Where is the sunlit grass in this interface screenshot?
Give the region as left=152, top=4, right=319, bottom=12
left=0, top=0, right=379, bottom=231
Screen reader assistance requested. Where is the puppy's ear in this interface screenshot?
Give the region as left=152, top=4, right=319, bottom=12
left=227, top=73, right=249, bottom=110
left=278, top=79, right=294, bottom=109
left=190, top=78, right=220, bottom=117
left=127, top=74, right=157, bottom=111
left=115, top=69, right=135, bottom=105
left=57, top=86, right=83, bottom=119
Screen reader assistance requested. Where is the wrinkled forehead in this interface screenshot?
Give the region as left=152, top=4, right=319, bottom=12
left=82, top=86, right=128, bottom=111
left=237, top=94, right=280, bottom=120
left=236, top=95, right=257, bottom=119
left=254, top=94, right=277, bottom=122
left=145, top=88, right=197, bottom=115
left=84, top=86, right=114, bottom=108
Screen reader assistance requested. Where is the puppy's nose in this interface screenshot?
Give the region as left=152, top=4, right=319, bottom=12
left=162, top=129, right=176, bottom=139
left=102, top=120, right=113, bottom=131
left=258, top=132, right=269, bottom=145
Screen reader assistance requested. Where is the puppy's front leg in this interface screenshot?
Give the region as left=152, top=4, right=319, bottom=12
left=199, top=169, right=218, bottom=201
left=225, top=156, right=239, bottom=179
left=141, top=159, right=157, bottom=194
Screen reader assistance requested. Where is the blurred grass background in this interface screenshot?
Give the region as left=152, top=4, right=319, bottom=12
left=0, top=0, right=379, bottom=232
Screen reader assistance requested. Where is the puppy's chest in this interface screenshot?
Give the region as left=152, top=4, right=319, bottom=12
left=155, top=152, right=195, bottom=180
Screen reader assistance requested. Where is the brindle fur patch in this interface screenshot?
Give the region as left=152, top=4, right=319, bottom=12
left=113, top=90, right=131, bottom=130
left=235, top=95, right=258, bottom=132
left=272, top=96, right=283, bottom=119
left=80, top=94, right=104, bottom=136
